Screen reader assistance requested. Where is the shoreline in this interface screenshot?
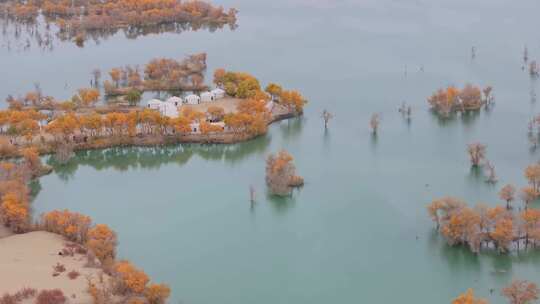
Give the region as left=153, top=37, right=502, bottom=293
left=1, top=111, right=300, bottom=160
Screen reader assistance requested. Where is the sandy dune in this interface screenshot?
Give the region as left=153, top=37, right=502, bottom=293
left=0, top=231, right=104, bottom=303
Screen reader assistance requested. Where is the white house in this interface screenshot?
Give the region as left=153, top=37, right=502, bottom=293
left=211, top=88, right=225, bottom=99
left=146, top=99, right=178, bottom=118
left=160, top=102, right=179, bottom=118
left=166, top=96, right=183, bottom=106
left=200, top=91, right=215, bottom=103
left=147, top=99, right=163, bottom=110
left=185, top=94, right=200, bottom=105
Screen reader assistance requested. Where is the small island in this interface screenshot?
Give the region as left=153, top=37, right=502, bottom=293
left=0, top=55, right=307, bottom=159
left=0, top=0, right=237, bottom=45
left=427, top=84, right=493, bottom=117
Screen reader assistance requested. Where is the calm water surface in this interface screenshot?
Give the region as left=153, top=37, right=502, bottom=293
left=2, top=0, right=540, bottom=303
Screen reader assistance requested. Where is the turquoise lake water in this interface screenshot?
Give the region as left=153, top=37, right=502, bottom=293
left=2, top=0, right=540, bottom=302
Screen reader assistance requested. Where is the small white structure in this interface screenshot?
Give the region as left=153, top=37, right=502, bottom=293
left=160, top=102, right=179, bottom=118
left=147, top=99, right=163, bottom=110
left=200, top=91, right=215, bottom=103
left=146, top=99, right=178, bottom=118
left=190, top=122, right=200, bottom=133
left=211, top=88, right=226, bottom=99
left=166, top=96, right=183, bottom=106
left=185, top=94, right=200, bottom=105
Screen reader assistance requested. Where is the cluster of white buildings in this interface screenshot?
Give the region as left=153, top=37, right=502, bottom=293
left=146, top=88, right=226, bottom=119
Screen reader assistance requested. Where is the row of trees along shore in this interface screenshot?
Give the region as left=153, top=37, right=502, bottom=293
left=453, top=280, right=539, bottom=304
left=428, top=162, right=540, bottom=254
left=0, top=150, right=170, bottom=304
left=0, top=67, right=307, bottom=158
left=0, top=0, right=237, bottom=43
left=103, top=53, right=208, bottom=96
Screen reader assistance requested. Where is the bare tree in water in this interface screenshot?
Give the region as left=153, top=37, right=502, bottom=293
left=92, top=69, right=101, bottom=88
left=321, top=109, right=333, bottom=129
left=467, top=143, right=486, bottom=167
left=370, top=113, right=380, bottom=135
left=484, top=161, right=497, bottom=184
left=399, top=102, right=412, bottom=120
left=530, top=61, right=539, bottom=78
left=483, top=86, right=494, bottom=107
left=249, top=185, right=256, bottom=203
left=33, top=82, right=42, bottom=103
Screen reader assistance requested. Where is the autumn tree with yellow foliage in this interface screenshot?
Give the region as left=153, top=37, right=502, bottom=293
left=428, top=84, right=491, bottom=117
left=428, top=161, right=540, bottom=255
left=452, top=289, right=488, bottom=304
left=265, top=150, right=304, bottom=196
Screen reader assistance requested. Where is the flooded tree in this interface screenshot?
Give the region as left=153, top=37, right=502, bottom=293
left=502, top=280, right=539, bottom=304
left=370, top=113, right=380, bottom=134
left=452, top=289, right=487, bottom=304
left=398, top=102, right=412, bottom=120
left=321, top=109, right=333, bottom=129
left=249, top=185, right=256, bottom=203
left=525, top=163, right=540, bottom=192
left=499, top=184, right=516, bottom=210
left=467, top=143, right=486, bottom=167
left=426, top=188, right=540, bottom=254
left=530, top=61, right=539, bottom=78
left=265, top=150, right=303, bottom=196
left=92, top=69, right=101, bottom=88
left=520, top=186, right=538, bottom=210
left=484, top=161, right=497, bottom=183
left=428, top=85, right=492, bottom=116
left=483, top=86, right=494, bottom=107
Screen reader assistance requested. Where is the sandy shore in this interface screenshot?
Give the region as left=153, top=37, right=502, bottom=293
left=0, top=225, right=13, bottom=239
left=0, top=231, right=106, bottom=303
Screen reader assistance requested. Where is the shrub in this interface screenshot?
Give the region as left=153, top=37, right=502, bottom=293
left=36, top=289, right=66, bottom=304
left=53, top=263, right=66, bottom=273
left=15, top=287, right=37, bottom=300
left=67, top=270, right=80, bottom=280
left=0, top=294, right=17, bottom=304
